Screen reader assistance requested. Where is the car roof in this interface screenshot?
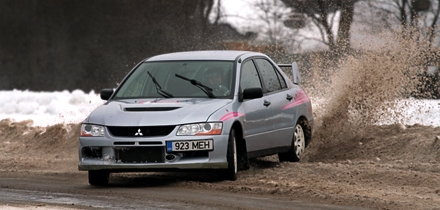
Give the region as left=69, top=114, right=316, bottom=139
left=145, top=50, right=265, bottom=62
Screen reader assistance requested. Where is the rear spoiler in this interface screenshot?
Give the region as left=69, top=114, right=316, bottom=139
left=278, top=62, right=301, bottom=85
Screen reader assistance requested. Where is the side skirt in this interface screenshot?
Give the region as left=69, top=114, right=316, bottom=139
left=247, top=146, right=291, bottom=159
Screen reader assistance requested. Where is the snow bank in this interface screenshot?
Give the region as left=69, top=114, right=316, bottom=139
left=0, top=89, right=103, bottom=127
left=0, top=90, right=439, bottom=127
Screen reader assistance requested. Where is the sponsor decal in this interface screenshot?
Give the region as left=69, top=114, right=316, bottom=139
left=219, top=112, right=244, bottom=121
left=137, top=100, right=148, bottom=104
left=136, top=99, right=181, bottom=104
left=150, top=99, right=180, bottom=103
left=282, top=90, right=310, bottom=110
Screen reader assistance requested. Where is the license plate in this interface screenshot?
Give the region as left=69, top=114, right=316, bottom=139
left=166, top=140, right=213, bottom=152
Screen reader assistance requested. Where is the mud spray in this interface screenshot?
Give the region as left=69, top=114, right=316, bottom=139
left=303, top=31, right=440, bottom=161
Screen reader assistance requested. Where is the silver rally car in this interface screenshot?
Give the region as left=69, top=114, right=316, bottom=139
left=79, top=50, right=313, bottom=185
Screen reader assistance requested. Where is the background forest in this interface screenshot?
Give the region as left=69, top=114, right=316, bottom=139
left=1, top=0, right=440, bottom=93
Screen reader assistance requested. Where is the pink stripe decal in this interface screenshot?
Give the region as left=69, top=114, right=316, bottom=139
left=282, top=90, right=310, bottom=110
left=219, top=112, right=244, bottom=122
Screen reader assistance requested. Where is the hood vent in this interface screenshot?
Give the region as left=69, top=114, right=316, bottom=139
left=124, top=107, right=180, bottom=112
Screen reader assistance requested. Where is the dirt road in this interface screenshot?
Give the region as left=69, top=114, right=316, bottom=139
left=0, top=170, right=371, bottom=210
left=1, top=120, right=440, bottom=210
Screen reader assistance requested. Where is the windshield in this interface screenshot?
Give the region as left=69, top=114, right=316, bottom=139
left=114, top=61, right=235, bottom=99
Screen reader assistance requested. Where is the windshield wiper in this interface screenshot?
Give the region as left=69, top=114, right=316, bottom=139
left=175, top=74, right=215, bottom=98
left=147, top=71, right=173, bottom=98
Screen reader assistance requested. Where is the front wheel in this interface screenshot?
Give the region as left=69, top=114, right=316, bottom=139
left=88, top=170, right=110, bottom=186
left=278, top=123, right=306, bottom=162
left=221, top=129, right=238, bottom=181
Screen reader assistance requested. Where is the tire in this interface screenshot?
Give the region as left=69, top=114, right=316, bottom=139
left=278, top=123, right=306, bottom=162
left=221, top=129, right=238, bottom=181
left=88, top=170, right=110, bottom=186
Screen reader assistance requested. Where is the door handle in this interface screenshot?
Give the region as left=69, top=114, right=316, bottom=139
left=286, top=94, right=293, bottom=101
left=263, top=100, right=271, bottom=107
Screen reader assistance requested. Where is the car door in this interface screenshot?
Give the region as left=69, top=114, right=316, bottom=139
left=254, top=58, right=295, bottom=149
left=239, top=59, right=273, bottom=153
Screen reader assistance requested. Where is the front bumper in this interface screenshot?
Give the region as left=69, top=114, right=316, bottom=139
left=78, top=134, right=229, bottom=171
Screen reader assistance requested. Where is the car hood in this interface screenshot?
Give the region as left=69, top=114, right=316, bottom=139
left=85, top=98, right=232, bottom=126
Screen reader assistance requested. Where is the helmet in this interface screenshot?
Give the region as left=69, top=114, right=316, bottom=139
left=204, top=67, right=223, bottom=79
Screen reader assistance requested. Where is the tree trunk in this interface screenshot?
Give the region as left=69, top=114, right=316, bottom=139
left=335, top=0, right=355, bottom=53
left=316, top=0, right=336, bottom=51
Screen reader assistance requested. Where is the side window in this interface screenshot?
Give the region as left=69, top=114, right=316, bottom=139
left=240, top=60, right=262, bottom=91
left=275, top=68, right=287, bottom=89
left=255, top=59, right=282, bottom=92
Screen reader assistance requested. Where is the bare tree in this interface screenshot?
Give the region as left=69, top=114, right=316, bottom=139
left=281, top=0, right=357, bottom=53
left=194, top=0, right=220, bottom=40
left=0, top=0, right=219, bottom=91
left=363, top=0, right=440, bottom=45
left=252, top=0, right=291, bottom=45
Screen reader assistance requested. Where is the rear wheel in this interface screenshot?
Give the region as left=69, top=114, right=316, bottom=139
left=88, top=170, right=110, bottom=186
left=221, top=129, right=238, bottom=181
left=278, top=123, right=306, bottom=162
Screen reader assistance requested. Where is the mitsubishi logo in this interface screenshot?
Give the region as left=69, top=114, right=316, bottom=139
left=135, top=129, right=143, bottom=136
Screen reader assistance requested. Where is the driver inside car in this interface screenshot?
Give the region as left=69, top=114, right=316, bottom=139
left=204, top=67, right=229, bottom=96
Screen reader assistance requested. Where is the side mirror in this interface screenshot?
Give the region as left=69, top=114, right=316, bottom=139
left=243, top=87, right=263, bottom=100
left=100, top=88, right=114, bottom=100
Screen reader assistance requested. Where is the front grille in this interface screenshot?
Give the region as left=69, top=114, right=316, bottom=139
left=182, top=151, right=209, bottom=159
left=114, top=141, right=136, bottom=145
left=107, top=126, right=175, bottom=137
left=113, top=141, right=162, bottom=146
left=115, top=147, right=164, bottom=163
left=139, top=141, right=162, bottom=145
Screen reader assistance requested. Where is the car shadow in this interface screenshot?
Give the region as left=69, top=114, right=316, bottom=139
left=249, top=156, right=281, bottom=169
left=100, top=155, right=282, bottom=188
left=106, top=170, right=223, bottom=188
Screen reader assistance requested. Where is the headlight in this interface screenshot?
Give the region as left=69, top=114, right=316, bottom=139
left=80, top=124, right=105, bottom=137
left=177, top=122, right=222, bottom=136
